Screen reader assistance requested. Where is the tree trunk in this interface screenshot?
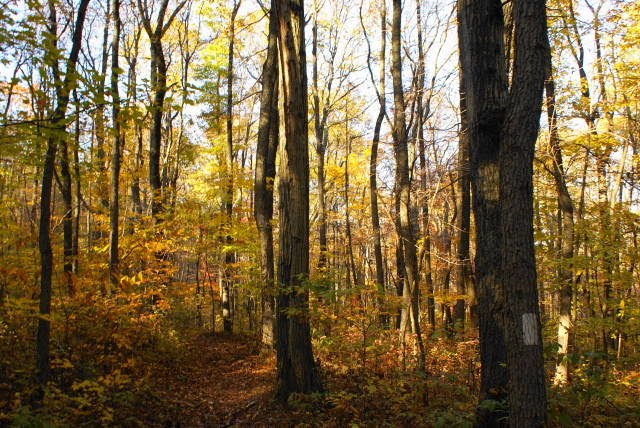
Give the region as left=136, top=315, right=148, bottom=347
left=274, top=0, right=322, bottom=401
left=222, top=0, right=241, bottom=334
left=109, top=0, right=122, bottom=288
left=366, top=0, right=387, bottom=326
left=458, top=1, right=509, bottom=424
left=37, top=0, right=90, bottom=393
left=255, top=1, right=279, bottom=347
left=545, top=41, right=575, bottom=386
left=391, top=0, right=426, bottom=376
left=454, top=75, right=471, bottom=329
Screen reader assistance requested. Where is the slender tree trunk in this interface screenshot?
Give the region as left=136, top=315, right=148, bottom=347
left=415, top=0, right=435, bottom=331
left=274, top=0, right=322, bottom=401
left=454, top=75, right=471, bottom=329
left=255, top=1, right=279, bottom=347
left=109, top=0, right=122, bottom=288
left=222, top=0, right=241, bottom=334
left=366, top=0, right=387, bottom=326
left=391, top=0, right=426, bottom=376
left=545, top=41, right=575, bottom=386
left=312, top=5, right=328, bottom=270
left=37, top=0, right=90, bottom=393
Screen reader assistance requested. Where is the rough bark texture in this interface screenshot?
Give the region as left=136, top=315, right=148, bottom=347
left=499, top=3, right=548, bottom=425
left=459, top=0, right=549, bottom=425
left=457, top=2, right=509, bottom=424
left=274, top=0, right=322, bottom=401
left=255, top=2, right=279, bottom=347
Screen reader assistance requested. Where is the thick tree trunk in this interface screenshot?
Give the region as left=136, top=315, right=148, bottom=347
left=458, top=1, right=509, bottom=424
left=499, top=4, right=548, bottom=425
left=255, top=2, right=279, bottom=347
left=274, top=0, right=322, bottom=401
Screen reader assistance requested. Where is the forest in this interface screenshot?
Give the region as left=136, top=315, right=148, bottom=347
left=0, top=0, right=639, bottom=426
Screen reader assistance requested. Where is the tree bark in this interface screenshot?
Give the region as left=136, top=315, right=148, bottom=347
left=458, top=1, right=509, bottom=424
left=274, top=0, right=322, bottom=401
left=255, top=1, right=279, bottom=347
left=499, top=3, right=548, bottom=425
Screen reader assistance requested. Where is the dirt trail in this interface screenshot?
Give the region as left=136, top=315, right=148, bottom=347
left=150, top=333, right=278, bottom=427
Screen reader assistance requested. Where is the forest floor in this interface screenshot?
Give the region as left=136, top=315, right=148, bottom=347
left=145, top=332, right=284, bottom=427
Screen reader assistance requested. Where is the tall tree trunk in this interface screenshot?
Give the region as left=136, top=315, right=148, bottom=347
left=454, top=74, right=471, bottom=329
left=391, top=0, right=426, bottom=376
left=37, top=0, right=90, bottom=392
left=255, top=1, right=279, bottom=347
left=415, top=0, right=435, bottom=331
left=360, top=0, right=387, bottom=325
left=274, top=0, right=322, bottom=401
left=499, top=3, right=548, bottom=425
left=545, top=41, right=575, bottom=386
left=312, top=3, right=328, bottom=270
left=458, top=1, right=508, bottom=424
left=109, top=0, right=122, bottom=288
left=95, top=0, right=111, bottom=213
left=222, top=0, right=241, bottom=334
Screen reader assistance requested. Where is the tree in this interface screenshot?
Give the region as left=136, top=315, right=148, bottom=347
left=109, top=0, right=122, bottom=287
left=255, top=0, right=279, bottom=347
left=274, top=0, right=322, bottom=401
left=458, top=0, right=548, bottom=424
left=137, top=0, right=188, bottom=221
left=37, top=0, right=91, bottom=392
left=391, top=0, right=426, bottom=374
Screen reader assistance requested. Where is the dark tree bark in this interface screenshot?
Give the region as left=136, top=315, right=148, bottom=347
left=391, top=0, right=426, bottom=375
left=458, top=2, right=508, bottom=424
left=37, top=0, right=91, bottom=392
left=274, top=0, right=322, bottom=401
left=255, top=1, right=279, bottom=348
left=499, top=3, right=548, bottom=425
left=109, top=0, right=122, bottom=288
left=458, top=0, right=548, bottom=425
